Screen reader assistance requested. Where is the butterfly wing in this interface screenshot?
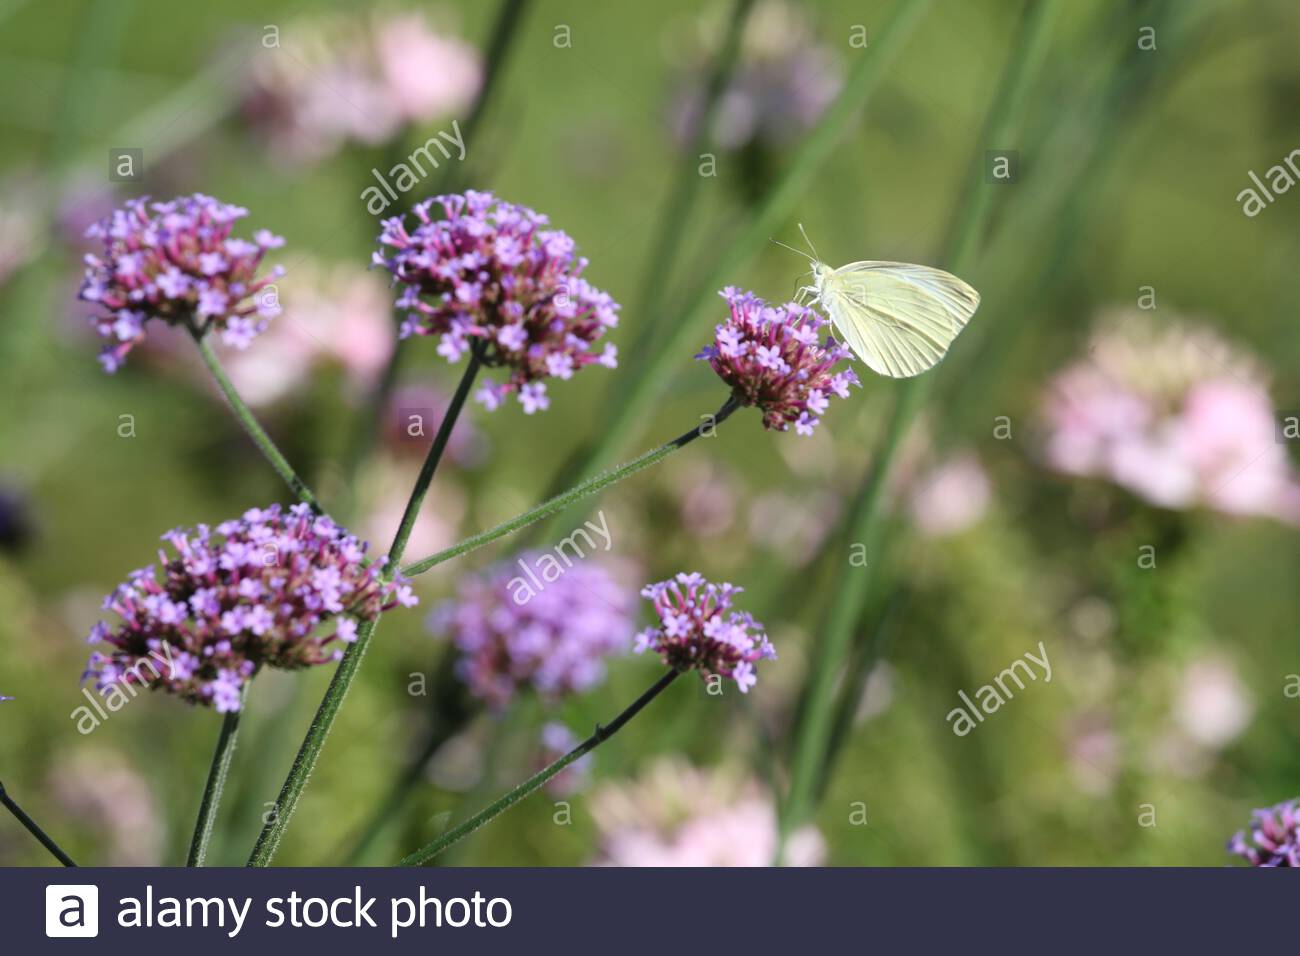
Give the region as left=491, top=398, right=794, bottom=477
left=820, top=261, right=980, bottom=379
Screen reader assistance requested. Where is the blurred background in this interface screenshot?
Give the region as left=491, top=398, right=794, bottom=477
left=1, top=0, right=1298, bottom=866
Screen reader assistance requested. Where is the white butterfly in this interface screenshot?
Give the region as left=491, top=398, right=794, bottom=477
left=780, top=225, right=981, bottom=379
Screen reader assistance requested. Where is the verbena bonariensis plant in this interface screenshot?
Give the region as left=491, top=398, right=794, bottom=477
left=0, top=183, right=861, bottom=870
left=1228, top=799, right=1299, bottom=867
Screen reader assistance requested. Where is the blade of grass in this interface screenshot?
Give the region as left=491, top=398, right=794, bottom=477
left=776, top=0, right=1063, bottom=860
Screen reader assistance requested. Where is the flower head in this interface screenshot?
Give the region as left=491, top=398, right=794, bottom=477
left=1228, top=799, right=1299, bottom=867
left=590, top=758, right=824, bottom=866
left=429, top=552, right=634, bottom=708
left=1041, top=313, right=1300, bottom=523
left=240, top=10, right=481, bottom=166
left=635, top=572, right=774, bottom=692
left=79, top=194, right=285, bottom=372
left=697, top=287, right=857, bottom=434
left=82, top=503, right=416, bottom=712
left=374, top=191, right=620, bottom=413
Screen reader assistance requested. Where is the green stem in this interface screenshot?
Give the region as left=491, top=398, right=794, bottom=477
left=185, top=685, right=246, bottom=867
left=532, top=0, right=932, bottom=519
left=189, top=325, right=320, bottom=510
left=398, top=669, right=680, bottom=866
left=403, top=395, right=741, bottom=578
left=336, top=0, right=532, bottom=509
left=0, top=780, right=77, bottom=866
left=389, top=344, right=484, bottom=560
left=247, top=350, right=483, bottom=866
left=620, top=0, right=755, bottom=373
left=776, top=0, right=1062, bottom=860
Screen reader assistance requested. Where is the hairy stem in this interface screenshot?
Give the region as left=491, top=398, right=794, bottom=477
left=398, top=669, right=680, bottom=866
left=0, top=780, right=77, bottom=866
left=246, top=350, right=483, bottom=866
left=189, top=324, right=320, bottom=510
left=185, top=685, right=246, bottom=866
left=403, top=396, right=741, bottom=577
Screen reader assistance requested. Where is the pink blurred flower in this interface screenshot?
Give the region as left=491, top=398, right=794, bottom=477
left=1041, top=314, right=1300, bottom=524
left=669, top=0, right=842, bottom=152
left=221, top=259, right=394, bottom=406
left=1174, top=654, right=1253, bottom=750
left=47, top=750, right=164, bottom=866
left=240, top=11, right=481, bottom=166
left=384, top=383, right=487, bottom=466
left=590, top=758, right=824, bottom=866
left=907, top=452, right=991, bottom=537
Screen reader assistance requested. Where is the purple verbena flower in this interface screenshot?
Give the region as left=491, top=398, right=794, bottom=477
left=429, top=551, right=634, bottom=709
left=1228, top=799, right=1300, bottom=867
left=79, top=194, right=285, bottom=372
left=635, top=572, right=775, bottom=693
left=82, top=503, right=416, bottom=712
left=697, top=287, right=857, bottom=434
left=374, top=191, right=620, bottom=413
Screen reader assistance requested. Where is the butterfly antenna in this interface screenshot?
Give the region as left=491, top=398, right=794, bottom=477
left=797, top=222, right=821, bottom=261
left=769, top=237, right=815, bottom=263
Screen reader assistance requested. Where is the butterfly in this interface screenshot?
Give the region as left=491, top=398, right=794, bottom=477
left=777, top=225, right=981, bottom=379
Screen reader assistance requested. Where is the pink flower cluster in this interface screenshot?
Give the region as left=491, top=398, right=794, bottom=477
left=590, top=758, right=825, bottom=866
left=374, top=191, right=620, bottom=413
left=83, top=504, right=417, bottom=712
left=429, top=552, right=634, bottom=709
left=1042, top=316, right=1300, bottom=523
left=79, top=194, right=285, bottom=372
left=240, top=10, right=482, bottom=166
left=635, top=572, right=774, bottom=693
left=697, top=287, right=857, bottom=434
left=1228, top=799, right=1299, bottom=867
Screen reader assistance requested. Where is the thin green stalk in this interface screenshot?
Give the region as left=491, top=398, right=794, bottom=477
left=0, top=780, right=77, bottom=866
left=247, top=348, right=483, bottom=866
left=186, top=685, right=246, bottom=867
left=189, top=325, right=320, bottom=510
left=398, top=669, right=681, bottom=866
left=389, top=344, right=485, bottom=560
left=336, top=0, right=532, bottom=506
left=403, top=395, right=741, bottom=577
left=776, top=0, right=1061, bottom=859
left=533, top=0, right=932, bottom=523
left=621, top=0, right=755, bottom=372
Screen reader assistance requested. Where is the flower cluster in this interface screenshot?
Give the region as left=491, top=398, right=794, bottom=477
left=590, top=758, right=824, bottom=866
left=635, top=572, right=774, bottom=692
left=1228, top=799, right=1299, bottom=867
left=83, top=504, right=417, bottom=712
left=79, top=194, right=285, bottom=372
left=240, top=10, right=481, bottom=166
left=374, top=191, right=620, bottom=413
left=429, top=552, right=634, bottom=708
left=697, top=287, right=857, bottom=435
left=1041, top=313, right=1300, bottom=523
